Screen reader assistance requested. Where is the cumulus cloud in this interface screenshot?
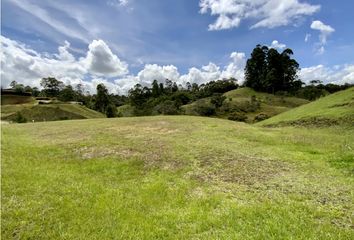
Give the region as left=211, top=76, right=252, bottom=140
left=0, top=36, right=128, bottom=93
left=269, top=40, right=286, bottom=50
left=300, top=64, right=354, bottom=85
left=310, top=20, right=335, bottom=54
left=199, top=0, right=320, bottom=30
left=220, top=52, right=246, bottom=81
left=1, top=36, right=248, bottom=94
left=81, top=39, right=128, bottom=77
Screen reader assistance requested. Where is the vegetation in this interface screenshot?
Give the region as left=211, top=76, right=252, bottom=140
left=258, top=87, right=354, bottom=127
left=244, top=45, right=302, bottom=93
left=2, top=116, right=353, bottom=239
left=182, top=87, right=309, bottom=123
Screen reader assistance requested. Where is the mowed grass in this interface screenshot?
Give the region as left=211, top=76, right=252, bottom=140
left=1, top=116, right=354, bottom=239
left=258, top=87, right=354, bottom=126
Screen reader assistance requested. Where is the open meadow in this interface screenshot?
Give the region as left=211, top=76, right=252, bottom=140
left=2, top=115, right=353, bottom=239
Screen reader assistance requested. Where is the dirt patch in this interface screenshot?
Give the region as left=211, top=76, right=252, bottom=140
left=189, top=153, right=290, bottom=185
left=74, top=146, right=141, bottom=160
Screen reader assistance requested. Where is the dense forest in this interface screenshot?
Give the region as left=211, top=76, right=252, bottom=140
left=3, top=45, right=353, bottom=118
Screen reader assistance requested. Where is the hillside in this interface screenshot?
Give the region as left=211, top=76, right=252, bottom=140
left=1, top=103, right=105, bottom=122
left=182, top=87, right=309, bottom=122
left=2, top=116, right=353, bottom=239
left=1, top=94, right=34, bottom=105
left=258, top=87, right=354, bottom=127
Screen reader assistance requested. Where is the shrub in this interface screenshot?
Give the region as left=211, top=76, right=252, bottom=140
left=154, top=100, right=179, bottom=115
left=195, top=104, right=216, bottom=116
left=14, top=112, right=27, bottom=123
left=254, top=113, right=270, bottom=122
left=106, top=104, right=118, bottom=118
left=228, top=112, right=247, bottom=122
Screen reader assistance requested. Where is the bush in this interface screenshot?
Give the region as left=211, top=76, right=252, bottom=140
left=154, top=100, right=179, bottom=115
left=254, top=113, right=270, bottom=122
left=195, top=104, right=216, bottom=116
left=14, top=112, right=27, bottom=123
left=106, top=104, right=118, bottom=118
left=228, top=112, right=247, bottom=122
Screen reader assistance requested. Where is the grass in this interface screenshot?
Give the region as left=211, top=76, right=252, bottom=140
left=2, top=115, right=353, bottom=239
left=258, top=87, right=354, bottom=127
left=1, top=103, right=105, bottom=122
left=182, top=87, right=309, bottom=122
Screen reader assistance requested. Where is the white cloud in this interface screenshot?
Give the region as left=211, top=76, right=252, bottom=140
left=9, top=0, right=90, bottom=43
left=300, top=64, right=354, bottom=84
left=107, top=0, right=129, bottom=7
left=269, top=40, right=286, bottom=50
left=199, top=0, right=320, bottom=30
left=0, top=36, right=128, bottom=93
left=137, top=64, right=180, bottom=85
left=1, top=36, right=247, bottom=94
left=220, top=52, right=246, bottom=81
left=304, top=33, right=311, bottom=42
left=81, top=39, right=128, bottom=77
left=310, top=20, right=335, bottom=54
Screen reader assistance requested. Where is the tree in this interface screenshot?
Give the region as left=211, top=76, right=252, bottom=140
left=40, top=77, right=64, bottom=97
left=58, top=85, right=76, bottom=102
left=152, top=80, right=160, bottom=97
left=244, top=45, right=301, bottom=93
left=10, top=81, right=18, bottom=89
left=106, top=103, right=117, bottom=118
left=244, top=45, right=268, bottom=91
left=32, top=87, right=40, bottom=97
left=94, top=84, right=110, bottom=114
left=211, top=93, right=226, bottom=108
left=14, top=84, right=25, bottom=93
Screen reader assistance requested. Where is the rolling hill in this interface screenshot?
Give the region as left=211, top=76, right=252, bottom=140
left=182, top=87, right=309, bottom=122
left=1, top=102, right=105, bottom=122
left=1, top=116, right=353, bottom=239
left=258, top=87, right=354, bottom=127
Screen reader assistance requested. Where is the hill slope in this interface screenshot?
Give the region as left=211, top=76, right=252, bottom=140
left=1, top=103, right=105, bottom=122
left=258, top=87, right=354, bottom=127
left=2, top=116, right=353, bottom=239
left=182, top=87, right=309, bottom=122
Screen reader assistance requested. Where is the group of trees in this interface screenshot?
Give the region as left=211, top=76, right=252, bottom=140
left=128, top=78, right=238, bottom=115
left=7, top=78, right=117, bottom=118
left=244, top=45, right=302, bottom=93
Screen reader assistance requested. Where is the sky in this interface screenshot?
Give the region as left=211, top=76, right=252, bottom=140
left=1, top=0, right=354, bottom=94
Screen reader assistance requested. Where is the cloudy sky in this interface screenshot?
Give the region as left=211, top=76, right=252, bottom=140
left=1, top=0, right=354, bottom=94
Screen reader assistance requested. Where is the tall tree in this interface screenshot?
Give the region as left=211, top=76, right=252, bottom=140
left=94, top=84, right=110, bottom=114
left=40, top=77, right=64, bottom=97
left=244, top=45, right=268, bottom=91
left=245, top=45, right=301, bottom=93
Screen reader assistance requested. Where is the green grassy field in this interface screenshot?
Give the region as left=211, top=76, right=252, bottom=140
left=2, top=116, right=353, bottom=239
left=182, top=87, right=309, bottom=122
left=258, top=87, right=354, bottom=127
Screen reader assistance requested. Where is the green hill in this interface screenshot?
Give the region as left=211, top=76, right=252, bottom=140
left=1, top=94, right=34, bottom=105
left=258, top=87, right=354, bottom=127
left=182, top=87, right=309, bottom=122
left=2, top=116, right=353, bottom=238
left=1, top=103, right=105, bottom=122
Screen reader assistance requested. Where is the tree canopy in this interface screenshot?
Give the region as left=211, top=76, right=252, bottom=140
left=244, top=45, right=302, bottom=93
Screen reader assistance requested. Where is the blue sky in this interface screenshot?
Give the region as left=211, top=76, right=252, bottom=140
left=1, top=0, right=354, bottom=93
